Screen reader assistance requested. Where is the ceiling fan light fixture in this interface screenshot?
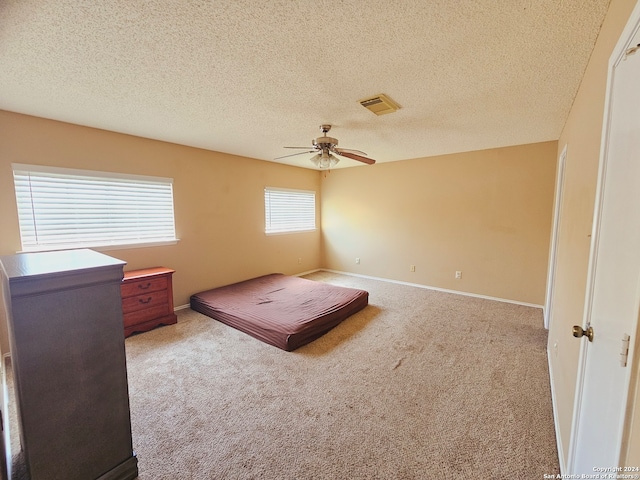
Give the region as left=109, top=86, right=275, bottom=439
left=310, top=151, right=339, bottom=169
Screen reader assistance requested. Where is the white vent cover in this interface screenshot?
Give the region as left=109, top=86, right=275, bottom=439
left=359, top=94, right=400, bottom=116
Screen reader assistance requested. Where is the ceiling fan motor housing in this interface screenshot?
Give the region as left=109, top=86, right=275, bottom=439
left=313, top=136, right=338, bottom=149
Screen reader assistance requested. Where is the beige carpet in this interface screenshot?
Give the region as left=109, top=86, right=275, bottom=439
left=122, top=271, right=559, bottom=479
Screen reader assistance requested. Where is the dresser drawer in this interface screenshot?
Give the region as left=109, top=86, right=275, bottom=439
left=121, top=276, right=168, bottom=298
left=122, top=289, right=169, bottom=314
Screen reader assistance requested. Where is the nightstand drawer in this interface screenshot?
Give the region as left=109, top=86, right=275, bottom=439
left=121, top=276, right=167, bottom=298
left=123, top=305, right=171, bottom=328
left=122, top=289, right=168, bottom=314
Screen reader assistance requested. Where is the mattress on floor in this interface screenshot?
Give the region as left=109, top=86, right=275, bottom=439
left=190, top=273, right=369, bottom=351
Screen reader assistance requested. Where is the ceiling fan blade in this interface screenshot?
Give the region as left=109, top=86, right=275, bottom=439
left=335, top=151, right=376, bottom=165
left=283, top=146, right=318, bottom=149
left=274, top=150, right=316, bottom=160
left=334, top=147, right=367, bottom=156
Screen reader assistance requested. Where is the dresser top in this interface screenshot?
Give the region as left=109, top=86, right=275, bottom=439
left=0, top=249, right=125, bottom=280
left=0, top=249, right=126, bottom=297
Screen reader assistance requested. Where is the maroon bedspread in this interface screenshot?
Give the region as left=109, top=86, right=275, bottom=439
left=190, top=273, right=368, bottom=351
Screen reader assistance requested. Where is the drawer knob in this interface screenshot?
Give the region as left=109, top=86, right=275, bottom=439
left=138, top=282, right=152, bottom=290
left=138, top=297, right=152, bottom=304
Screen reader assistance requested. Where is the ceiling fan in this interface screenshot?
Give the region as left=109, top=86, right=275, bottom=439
left=276, top=125, right=376, bottom=169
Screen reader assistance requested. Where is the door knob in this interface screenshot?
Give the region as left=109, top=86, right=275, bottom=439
left=572, top=325, right=594, bottom=342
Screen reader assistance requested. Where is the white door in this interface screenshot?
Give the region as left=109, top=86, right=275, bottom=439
left=569, top=17, right=640, bottom=473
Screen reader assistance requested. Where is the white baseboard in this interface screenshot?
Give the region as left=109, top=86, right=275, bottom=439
left=547, top=348, right=566, bottom=474
left=176, top=268, right=543, bottom=312
left=321, top=269, right=544, bottom=309
left=294, top=268, right=322, bottom=277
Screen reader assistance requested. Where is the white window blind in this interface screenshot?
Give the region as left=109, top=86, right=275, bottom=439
left=264, top=187, right=316, bottom=234
left=12, top=164, right=177, bottom=251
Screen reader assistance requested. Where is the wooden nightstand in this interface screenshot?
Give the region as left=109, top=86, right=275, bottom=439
left=121, top=267, right=178, bottom=337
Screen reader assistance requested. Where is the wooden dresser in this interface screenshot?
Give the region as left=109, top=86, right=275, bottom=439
left=0, top=249, right=138, bottom=480
left=121, top=267, right=177, bottom=337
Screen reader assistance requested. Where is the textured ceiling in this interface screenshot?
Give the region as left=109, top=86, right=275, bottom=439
left=0, top=0, right=610, bottom=169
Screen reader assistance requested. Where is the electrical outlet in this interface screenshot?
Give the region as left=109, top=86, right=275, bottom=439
left=455, top=271, right=462, bottom=279
left=410, top=265, right=416, bottom=272
left=355, top=258, right=360, bottom=264
left=298, top=258, right=302, bottom=265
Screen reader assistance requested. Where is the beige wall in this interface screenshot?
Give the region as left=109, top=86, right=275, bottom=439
left=0, top=110, right=322, bottom=310
left=321, top=142, right=557, bottom=306
left=547, top=0, right=639, bottom=467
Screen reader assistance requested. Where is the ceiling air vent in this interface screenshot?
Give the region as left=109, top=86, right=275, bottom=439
left=359, top=94, right=400, bottom=116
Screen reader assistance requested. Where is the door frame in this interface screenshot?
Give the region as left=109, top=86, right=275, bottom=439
left=544, top=144, right=567, bottom=330
left=567, top=2, right=640, bottom=470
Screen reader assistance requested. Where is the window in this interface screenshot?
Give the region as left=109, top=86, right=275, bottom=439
left=12, top=164, right=177, bottom=251
left=264, top=187, right=316, bottom=234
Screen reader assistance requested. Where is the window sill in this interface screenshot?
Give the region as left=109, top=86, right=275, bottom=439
left=19, top=239, right=180, bottom=254
left=265, top=229, right=317, bottom=236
